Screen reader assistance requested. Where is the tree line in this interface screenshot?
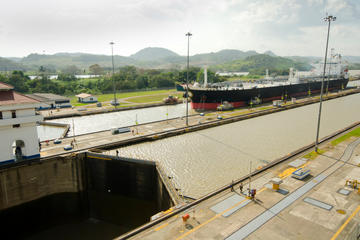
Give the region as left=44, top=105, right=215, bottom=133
left=0, top=66, right=225, bottom=96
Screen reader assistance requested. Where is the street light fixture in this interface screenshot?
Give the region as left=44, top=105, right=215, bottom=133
left=185, top=32, right=192, bottom=126
left=110, top=41, right=117, bottom=108
left=315, top=15, right=336, bottom=153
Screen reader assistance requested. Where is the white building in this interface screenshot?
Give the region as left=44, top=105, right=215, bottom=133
left=0, top=82, right=43, bottom=165
left=75, top=93, right=98, bottom=103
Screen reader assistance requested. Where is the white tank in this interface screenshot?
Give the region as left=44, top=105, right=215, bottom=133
left=288, top=68, right=300, bottom=84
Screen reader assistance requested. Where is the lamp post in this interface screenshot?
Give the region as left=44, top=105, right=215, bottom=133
left=185, top=32, right=192, bottom=126
left=315, top=15, right=336, bottom=153
left=110, top=42, right=117, bottom=108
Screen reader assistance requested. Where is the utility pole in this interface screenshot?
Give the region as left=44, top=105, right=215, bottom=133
left=185, top=32, right=192, bottom=126
left=110, top=42, right=117, bottom=108
left=315, top=15, right=336, bottom=153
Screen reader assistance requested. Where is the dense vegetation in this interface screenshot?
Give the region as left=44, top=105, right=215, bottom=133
left=0, top=51, right=325, bottom=96
left=0, top=66, right=224, bottom=95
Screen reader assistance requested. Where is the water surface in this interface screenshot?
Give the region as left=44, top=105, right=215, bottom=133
left=49, top=103, right=186, bottom=136
left=118, top=93, right=360, bottom=198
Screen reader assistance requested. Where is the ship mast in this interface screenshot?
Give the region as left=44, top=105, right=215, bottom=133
left=204, top=66, right=208, bottom=87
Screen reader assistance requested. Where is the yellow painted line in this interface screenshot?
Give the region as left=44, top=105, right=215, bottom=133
left=257, top=187, right=266, bottom=194
left=175, top=160, right=309, bottom=239
left=174, top=187, right=267, bottom=239
left=278, top=167, right=296, bottom=178
left=278, top=161, right=311, bottom=179
left=88, top=155, right=112, bottom=161
left=330, top=205, right=360, bottom=240
left=154, top=223, right=169, bottom=232
left=176, top=197, right=249, bottom=240
left=163, top=208, right=173, bottom=214
left=40, top=152, right=48, bottom=156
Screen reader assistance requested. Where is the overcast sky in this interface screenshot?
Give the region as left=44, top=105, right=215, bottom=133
left=1, top=0, right=359, bottom=58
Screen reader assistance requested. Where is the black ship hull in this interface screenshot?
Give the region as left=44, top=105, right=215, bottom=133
left=189, top=78, right=349, bottom=110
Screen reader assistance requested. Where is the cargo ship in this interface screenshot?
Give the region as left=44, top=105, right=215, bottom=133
left=188, top=58, right=349, bottom=110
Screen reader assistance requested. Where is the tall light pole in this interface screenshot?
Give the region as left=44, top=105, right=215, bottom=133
left=315, top=15, right=336, bottom=153
left=110, top=42, right=117, bottom=108
left=185, top=32, right=192, bottom=126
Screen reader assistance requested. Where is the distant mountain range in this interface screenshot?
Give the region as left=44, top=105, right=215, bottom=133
left=1, top=47, right=359, bottom=72
left=0, top=57, right=26, bottom=71
left=214, top=54, right=313, bottom=72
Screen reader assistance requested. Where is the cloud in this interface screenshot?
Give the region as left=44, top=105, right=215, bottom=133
left=0, top=0, right=359, bottom=57
left=232, top=0, right=301, bottom=24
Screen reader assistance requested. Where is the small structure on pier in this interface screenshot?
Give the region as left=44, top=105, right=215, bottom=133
left=27, top=93, right=71, bottom=109
left=0, top=82, right=43, bottom=165
left=76, top=93, right=98, bottom=103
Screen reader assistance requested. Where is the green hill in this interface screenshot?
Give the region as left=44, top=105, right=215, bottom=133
left=0, top=48, right=328, bottom=73
left=349, top=63, right=360, bottom=70
left=0, top=57, right=26, bottom=71
left=263, top=50, right=276, bottom=57
left=286, top=56, right=321, bottom=64
left=130, top=47, right=180, bottom=61
left=343, top=56, right=360, bottom=63
left=213, top=54, right=312, bottom=74
left=20, top=53, right=137, bottom=71
left=190, top=49, right=258, bottom=66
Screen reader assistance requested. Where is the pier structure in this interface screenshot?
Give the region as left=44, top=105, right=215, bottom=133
left=0, top=152, right=173, bottom=239
left=0, top=82, right=43, bottom=164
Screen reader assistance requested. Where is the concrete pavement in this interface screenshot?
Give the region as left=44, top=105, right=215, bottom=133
left=119, top=134, right=360, bottom=240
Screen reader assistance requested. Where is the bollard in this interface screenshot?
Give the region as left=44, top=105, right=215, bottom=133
left=182, top=213, right=190, bottom=222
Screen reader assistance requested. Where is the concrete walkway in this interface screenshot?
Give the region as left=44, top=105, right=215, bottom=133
left=226, top=138, right=360, bottom=240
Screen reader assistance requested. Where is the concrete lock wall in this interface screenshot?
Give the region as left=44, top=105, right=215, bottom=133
left=0, top=152, right=172, bottom=238
left=85, top=152, right=172, bottom=229
left=156, top=168, right=173, bottom=210
left=0, top=154, right=86, bottom=239
left=0, top=154, right=84, bottom=211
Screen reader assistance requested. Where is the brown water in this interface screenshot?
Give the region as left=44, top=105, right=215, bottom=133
left=118, top=93, right=360, bottom=198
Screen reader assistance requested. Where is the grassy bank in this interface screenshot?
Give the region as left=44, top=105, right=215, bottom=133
left=69, top=89, right=178, bottom=106
left=302, top=149, right=325, bottom=160
left=301, top=127, right=360, bottom=161
left=127, top=93, right=183, bottom=103
left=331, top=127, right=360, bottom=146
